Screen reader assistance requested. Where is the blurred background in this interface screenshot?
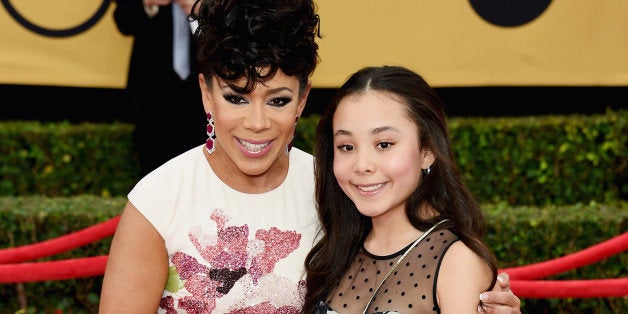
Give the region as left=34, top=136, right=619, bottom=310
left=0, top=0, right=626, bottom=121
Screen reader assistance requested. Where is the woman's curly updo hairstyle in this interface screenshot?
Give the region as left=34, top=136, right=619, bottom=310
left=191, top=0, right=321, bottom=94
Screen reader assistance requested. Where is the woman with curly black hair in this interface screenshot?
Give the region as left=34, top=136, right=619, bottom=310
left=101, top=0, right=320, bottom=312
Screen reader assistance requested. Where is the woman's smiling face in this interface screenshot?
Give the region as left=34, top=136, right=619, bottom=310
left=200, top=69, right=308, bottom=177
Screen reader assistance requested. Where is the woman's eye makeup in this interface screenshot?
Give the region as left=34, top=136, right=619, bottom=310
left=222, top=94, right=293, bottom=107
left=268, top=97, right=292, bottom=107
left=223, top=93, right=247, bottom=104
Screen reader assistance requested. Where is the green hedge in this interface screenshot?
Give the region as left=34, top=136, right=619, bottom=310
left=0, top=121, right=139, bottom=197
left=0, top=110, right=626, bottom=313
left=1, top=110, right=625, bottom=206
left=0, top=196, right=626, bottom=313
left=450, top=110, right=627, bottom=206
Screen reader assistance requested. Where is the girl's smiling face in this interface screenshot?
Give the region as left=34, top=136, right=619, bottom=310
left=332, top=90, right=434, bottom=220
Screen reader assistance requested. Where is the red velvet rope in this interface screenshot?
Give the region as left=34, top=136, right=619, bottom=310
left=0, top=256, right=108, bottom=283
left=0, top=218, right=626, bottom=299
left=511, top=278, right=628, bottom=298
left=501, top=232, right=628, bottom=280
left=0, top=216, right=120, bottom=264
left=500, top=231, right=628, bottom=298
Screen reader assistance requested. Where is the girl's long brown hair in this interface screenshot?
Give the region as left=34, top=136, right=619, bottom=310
left=303, top=65, right=497, bottom=313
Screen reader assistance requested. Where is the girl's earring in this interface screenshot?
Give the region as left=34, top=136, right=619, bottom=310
left=206, top=112, right=216, bottom=154
left=422, top=166, right=431, bottom=175
left=285, top=115, right=299, bottom=156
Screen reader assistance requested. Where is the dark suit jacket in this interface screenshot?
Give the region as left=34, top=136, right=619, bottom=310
left=114, top=0, right=206, bottom=176
left=114, top=0, right=201, bottom=90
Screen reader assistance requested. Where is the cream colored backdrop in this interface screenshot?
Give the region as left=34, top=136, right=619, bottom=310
left=312, top=0, right=628, bottom=87
left=0, top=0, right=132, bottom=88
left=0, top=0, right=626, bottom=88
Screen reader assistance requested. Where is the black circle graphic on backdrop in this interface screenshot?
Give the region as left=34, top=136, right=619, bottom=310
left=468, top=0, right=553, bottom=27
left=1, top=0, right=111, bottom=37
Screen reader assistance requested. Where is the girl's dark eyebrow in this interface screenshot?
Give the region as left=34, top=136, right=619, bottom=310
left=372, top=126, right=401, bottom=134
left=333, top=126, right=401, bottom=138
left=333, top=129, right=351, bottom=137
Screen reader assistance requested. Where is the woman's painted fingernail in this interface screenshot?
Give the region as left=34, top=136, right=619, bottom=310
left=480, top=292, right=488, bottom=301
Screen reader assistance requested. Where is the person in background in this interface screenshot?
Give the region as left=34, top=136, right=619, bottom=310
left=100, top=0, right=521, bottom=312
left=305, top=65, right=519, bottom=313
left=113, top=0, right=207, bottom=176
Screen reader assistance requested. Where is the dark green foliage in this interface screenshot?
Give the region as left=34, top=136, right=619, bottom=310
left=293, top=114, right=319, bottom=154
left=449, top=109, right=626, bottom=205
left=0, top=121, right=139, bottom=197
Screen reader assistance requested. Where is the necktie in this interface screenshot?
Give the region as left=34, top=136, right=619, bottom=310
left=172, top=3, right=191, bottom=80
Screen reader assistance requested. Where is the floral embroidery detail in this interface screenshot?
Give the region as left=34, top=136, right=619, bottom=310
left=159, top=296, right=176, bottom=314
left=162, top=209, right=303, bottom=312
left=210, top=267, right=247, bottom=294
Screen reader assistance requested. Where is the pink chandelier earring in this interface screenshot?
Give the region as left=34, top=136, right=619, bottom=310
left=285, top=115, right=299, bottom=155
left=206, top=112, right=216, bottom=154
